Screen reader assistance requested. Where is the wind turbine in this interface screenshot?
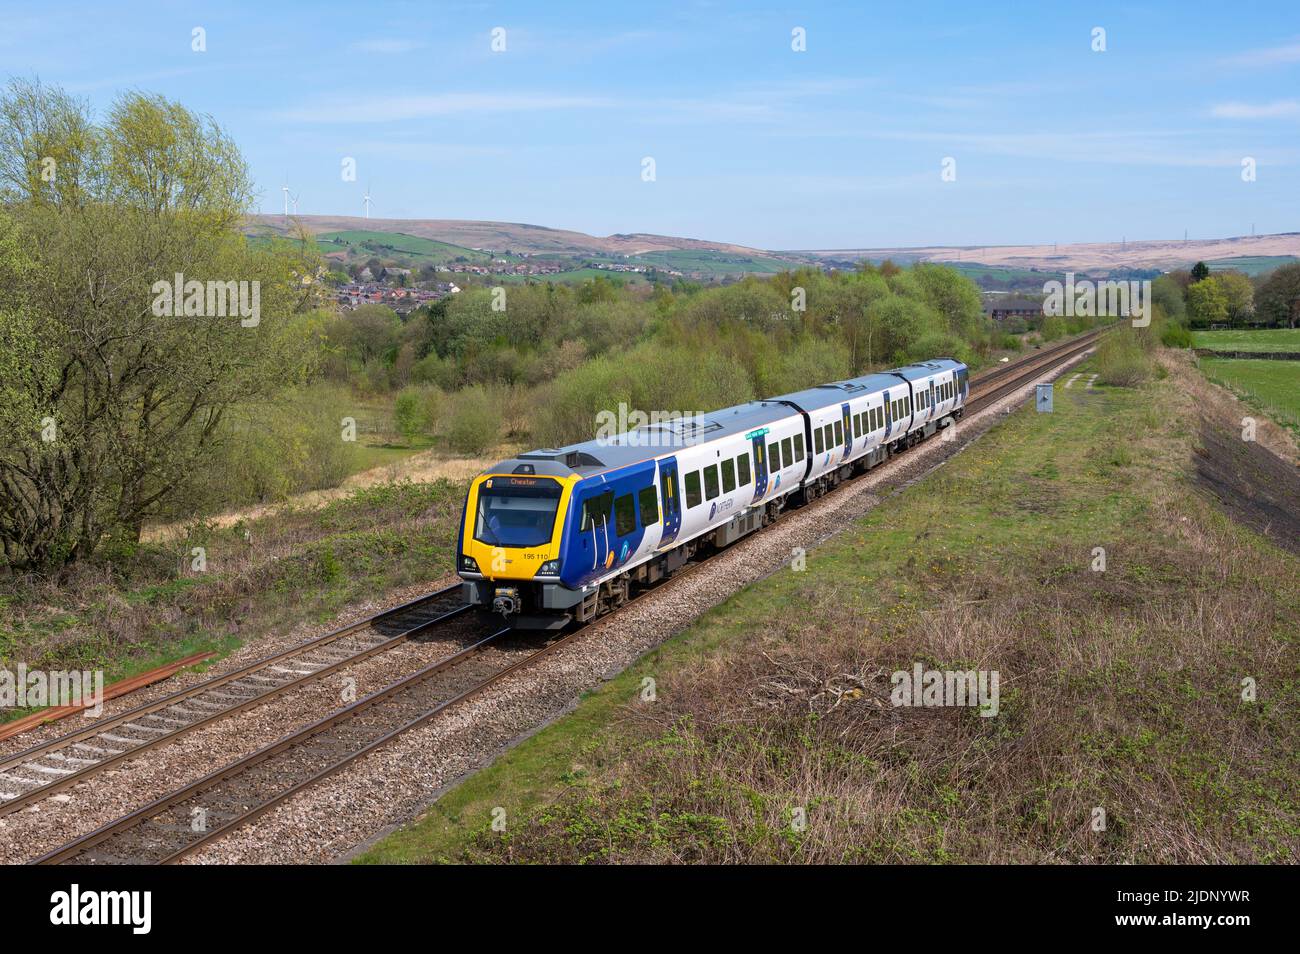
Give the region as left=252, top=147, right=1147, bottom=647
left=290, top=192, right=300, bottom=215
left=363, top=183, right=372, bottom=219
left=281, top=178, right=290, bottom=217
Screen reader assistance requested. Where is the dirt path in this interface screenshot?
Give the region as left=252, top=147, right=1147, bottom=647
left=142, top=445, right=515, bottom=542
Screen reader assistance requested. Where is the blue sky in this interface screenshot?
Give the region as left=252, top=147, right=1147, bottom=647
left=2, top=0, right=1298, bottom=249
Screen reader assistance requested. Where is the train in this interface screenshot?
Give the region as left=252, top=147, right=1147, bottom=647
left=457, top=358, right=970, bottom=628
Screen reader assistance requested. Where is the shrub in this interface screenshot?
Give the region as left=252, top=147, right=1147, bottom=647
left=1159, top=321, right=1194, bottom=349
left=1096, top=331, right=1153, bottom=387
left=442, top=385, right=502, bottom=456
left=1040, top=316, right=1066, bottom=342
left=393, top=386, right=432, bottom=444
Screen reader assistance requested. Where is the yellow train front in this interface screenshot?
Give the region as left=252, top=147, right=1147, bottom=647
left=456, top=463, right=582, bottom=629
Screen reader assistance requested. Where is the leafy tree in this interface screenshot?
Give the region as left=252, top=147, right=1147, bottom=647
left=1211, top=272, right=1253, bottom=326
left=1186, top=277, right=1229, bottom=328
left=1190, top=261, right=1211, bottom=283
left=1255, top=263, right=1300, bottom=328
left=0, top=79, right=320, bottom=570
left=393, top=386, right=429, bottom=444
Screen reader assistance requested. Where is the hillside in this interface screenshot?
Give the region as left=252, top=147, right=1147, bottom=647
left=248, top=215, right=1300, bottom=286
left=248, top=214, right=777, bottom=258
left=802, top=233, right=1300, bottom=274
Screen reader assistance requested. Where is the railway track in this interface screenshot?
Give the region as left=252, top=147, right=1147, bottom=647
left=27, top=327, right=1105, bottom=864
left=33, top=628, right=538, bottom=863
left=966, top=327, right=1105, bottom=412
left=0, top=584, right=476, bottom=818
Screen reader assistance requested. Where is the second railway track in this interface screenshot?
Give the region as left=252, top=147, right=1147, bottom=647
left=0, top=583, right=483, bottom=818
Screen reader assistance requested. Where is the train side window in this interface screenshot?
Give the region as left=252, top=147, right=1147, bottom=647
left=614, top=493, right=636, bottom=536
left=781, top=436, right=793, bottom=467
left=769, top=442, right=782, bottom=472
left=834, top=420, right=844, bottom=446
left=853, top=414, right=861, bottom=438
left=684, top=471, right=702, bottom=508
left=580, top=490, right=613, bottom=531
left=823, top=423, right=833, bottom=449
left=721, top=457, right=736, bottom=493
left=814, top=427, right=824, bottom=454
left=638, top=486, right=659, bottom=526
left=793, top=433, right=804, bottom=460
left=737, top=453, right=751, bottom=486
left=704, top=464, right=720, bottom=500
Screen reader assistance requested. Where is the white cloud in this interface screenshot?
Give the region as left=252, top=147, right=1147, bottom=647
left=1210, top=100, right=1300, bottom=119
left=274, top=93, right=612, bottom=123
left=1220, top=41, right=1300, bottom=68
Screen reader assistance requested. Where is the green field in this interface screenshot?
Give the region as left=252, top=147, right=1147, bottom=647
left=317, top=230, right=498, bottom=267
left=1199, top=357, right=1300, bottom=433
left=491, top=267, right=647, bottom=285
left=1204, top=256, right=1300, bottom=277
left=1191, top=328, right=1300, bottom=352
left=357, top=360, right=1300, bottom=865
left=611, top=248, right=797, bottom=277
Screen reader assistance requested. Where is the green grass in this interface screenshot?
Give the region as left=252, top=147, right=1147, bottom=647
left=490, top=267, right=647, bottom=285
left=1199, top=357, right=1300, bottom=433
left=613, top=249, right=796, bottom=277
left=1204, top=256, right=1300, bottom=277
left=317, top=230, right=497, bottom=267
left=358, top=362, right=1300, bottom=864
left=1191, top=328, right=1300, bottom=352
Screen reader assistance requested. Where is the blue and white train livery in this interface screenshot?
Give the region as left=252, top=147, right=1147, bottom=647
left=458, top=358, right=969, bottom=627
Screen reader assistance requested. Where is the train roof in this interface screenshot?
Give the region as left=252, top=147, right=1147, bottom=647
left=486, top=358, right=967, bottom=480
left=770, top=358, right=965, bottom=412
left=485, top=399, right=799, bottom=479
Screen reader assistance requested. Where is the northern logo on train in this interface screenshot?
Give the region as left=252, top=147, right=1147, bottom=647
left=619, top=541, right=630, bottom=562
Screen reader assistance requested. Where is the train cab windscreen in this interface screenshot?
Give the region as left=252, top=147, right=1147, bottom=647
left=474, top=477, right=562, bottom=548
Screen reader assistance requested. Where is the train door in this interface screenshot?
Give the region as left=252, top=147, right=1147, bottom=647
left=840, top=402, right=852, bottom=461
left=883, top=389, right=893, bottom=438
left=576, top=487, right=612, bottom=574
left=658, top=458, right=681, bottom=549
left=929, top=378, right=937, bottom=417
left=749, top=430, right=768, bottom=504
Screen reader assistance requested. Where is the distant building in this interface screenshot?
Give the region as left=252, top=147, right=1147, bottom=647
left=984, top=297, right=1042, bottom=322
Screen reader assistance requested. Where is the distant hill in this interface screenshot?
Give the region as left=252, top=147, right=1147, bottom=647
left=247, top=214, right=779, bottom=258
left=246, top=215, right=1300, bottom=286
left=798, top=233, right=1300, bottom=274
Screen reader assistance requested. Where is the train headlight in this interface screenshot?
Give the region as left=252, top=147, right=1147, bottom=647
left=537, top=560, right=560, bottom=576
left=459, top=555, right=481, bottom=574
